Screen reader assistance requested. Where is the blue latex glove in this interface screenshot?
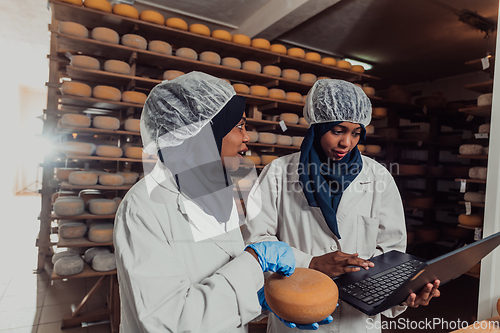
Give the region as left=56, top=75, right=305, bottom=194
left=246, top=241, right=295, bottom=276
left=258, top=287, right=334, bottom=330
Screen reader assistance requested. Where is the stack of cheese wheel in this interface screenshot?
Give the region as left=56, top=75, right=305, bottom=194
left=53, top=196, right=85, bottom=216
left=121, top=34, right=147, bottom=50
left=91, top=27, right=119, bottom=44
left=61, top=82, right=92, bottom=97
left=70, top=55, right=100, bottom=70
left=276, top=135, right=292, bottom=146
left=54, top=256, right=84, bottom=276
left=212, top=29, right=232, bottom=41
left=233, top=83, right=250, bottom=95
left=232, top=34, right=251, bottom=46
left=243, top=155, right=261, bottom=166
left=56, top=168, right=81, bottom=181
left=242, top=61, right=262, bottom=73
left=84, top=247, right=111, bottom=264
left=321, top=57, right=336, bottom=66
left=189, top=23, right=210, bottom=36
left=258, top=133, right=276, bottom=145
left=148, top=40, right=172, bottom=55
left=95, top=145, right=123, bottom=158
left=282, top=69, right=300, bottom=81
left=261, top=155, right=278, bottom=166
left=93, top=252, right=116, bottom=272
left=52, top=250, right=80, bottom=265
left=285, top=92, right=303, bottom=103
left=112, top=3, right=139, bottom=18
left=61, top=142, right=94, bottom=156
left=469, top=166, right=487, bottom=180
left=104, top=60, right=131, bottom=75
left=124, top=118, right=140, bottom=132
left=59, top=21, right=88, bottom=38
left=93, top=85, right=121, bottom=101
left=122, top=91, right=147, bottom=104
left=477, top=93, right=493, bottom=106
left=458, top=214, right=483, bottom=227
left=79, top=189, right=102, bottom=204
left=163, top=70, right=185, bottom=80
left=117, top=172, right=139, bottom=184
left=68, top=171, right=98, bottom=186
left=84, top=0, right=112, bottom=12
left=247, top=131, right=259, bottom=143
left=88, top=199, right=117, bottom=215
left=292, top=136, right=304, bottom=147
left=464, top=192, right=485, bottom=203
left=59, top=222, right=87, bottom=239
left=139, top=10, right=164, bottom=25
left=61, top=114, right=91, bottom=128
left=249, top=85, right=268, bottom=97
left=222, top=57, right=242, bottom=69
left=263, top=65, right=281, bottom=77
left=166, top=17, right=188, bottom=30
left=270, top=44, right=287, bottom=54
left=99, top=173, right=125, bottom=186
left=459, top=144, right=484, bottom=155
left=280, top=113, right=299, bottom=124
left=93, top=116, right=120, bottom=130
left=199, top=51, right=221, bottom=65
left=88, top=222, right=114, bottom=242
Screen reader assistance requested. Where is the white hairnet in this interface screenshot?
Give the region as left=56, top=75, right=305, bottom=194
left=304, top=79, right=372, bottom=127
left=140, top=71, right=236, bottom=154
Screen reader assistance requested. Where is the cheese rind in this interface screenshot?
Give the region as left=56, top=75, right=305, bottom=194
left=95, top=145, right=123, bottom=158
left=92, top=253, right=117, bottom=271
left=84, top=247, right=110, bottom=264
left=263, top=65, right=281, bottom=77
left=88, top=199, right=117, bottom=215
left=459, top=144, right=484, bottom=155
left=124, top=146, right=148, bottom=159
left=165, top=17, right=188, bottom=30
left=122, top=91, right=147, bottom=104
left=221, top=57, right=241, bottom=69
left=287, top=48, right=305, bottom=58
left=362, top=86, right=375, bottom=96
left=121, top=34, right=147, bottom=50
left=112, top=4, right=139, bottom=19
left=175, top=47, right=197, bottom=60
left=251, top=38, right=271, bottom=50
left=92, top=116, right=120, bottom=129
left=61, top=142, right=94, bottom=156
left=232, top=84, right=250, bottom=94
left=59, top=222, right=88, bottom=239
left=83, top=0, right=112, bottom=12
left=276, top=135, right=292, bottom=146
left=93, top=85, right=121, bottom=101
left=53, top=196, right=85, bottom=216
left=117, top=172, right=139, bottom=184
left=270, top=44, right=287, bottom=54
left=124, top=119, right=140, bottom=132
left=242, top=61, right=262, bottom=73
left=281, top=69, right=300, bottom=81
left=351, top=65, right=365, bottom=73
left=299, top=118, right=308, bottom=126
left=139, top=10, right=164, bottom=25
left=189, top=23, right=210, bottom=36
left=458, top=214, right=483, bottom=227
left=321, top=57, right=337, bottom=66
left=56, top=168, right=80, bottom=181
left=477, top=93, right=493, bottom=106
left=54, top=257, right=84, bottom=276
left=104, top=60, right=131, bottom=75
left=305, top=52, right=321, bottom=62
left=98, top=173, right=125, bottom=186
left=268, top=89, right=285, bottom=100
left=52, top=251, right=80, bottom=264
left=163, top=70, right=185, bottom=80
left=61, top=114, right=91, bottom=128
left=258, top=133, right=276, bottom=144
left=61, top=82, right=92, bottom=97
left=211, top=30, right=232, bottom=41
left=469, top=166, right=487, bottom=180
left=199, top=51, right=221, bottom=65
left=280, top=113, right=299, bottom=124
left=148, top=40, right=172, bottom=55
left=478, top=123, right=490, bottom=134
left=70, top=55, right=100, bottom=70
left=299, top=73, right=317, bottom=84
left=232, top=34, right=251, bottom=46
left=59, top=21, right=88, bottom=38
left=88, top=222, right=114, bottom=242
left=249, top=85, right=268, bottom=97
left=464, top=192, right=485, bottom=203
left=285, top=92, right=303, bottom=103
left=68, top=171, right=98, bottom=186
left=337, top=60, right=352, bottom=69
left=60, top=0, right=83, bottom=5
left=91, top=27, right=119, bottom=44
left=247, top=131, right=259, bottom=143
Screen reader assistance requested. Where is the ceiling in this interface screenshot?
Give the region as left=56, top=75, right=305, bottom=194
left=132, top=0, right=499, bottom=87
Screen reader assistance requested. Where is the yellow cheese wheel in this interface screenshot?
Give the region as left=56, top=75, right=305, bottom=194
left=365, top=145, right=381, bottom=154
left=321, top=57, right=336, bottom=66
left=351, top=65, right=365, bottom=73
left=372, top=107, right=387, bottom=117
left=91, top=27, right=119, bottom=44
left=211, top=29, right=232, bottom=41
left=165, top=17, right=188, bottom=30
left=258, top=133, right=276, bottom=144
left=270, top=44, right=287, bottom=54
left=55, top=168, right=80, bottom=181
left=242, top=61, right=262, bottom=73
left=59, top=0, right=83, bottom=5
left=276, top=135, right=292, bottom=146
left=121, top=34, right=147, bottom=50
left=95, top=145, right=123, bottom=158
left=117, top=172, right=139, bottom=184
left=221, top=57, right=241, bottom=69
left=362, top=86, right=375, bottom=96
left=61, top=142, right=94, bottom=156
left=93, top=116, right=120, bottom=130
left=232, top=34, right=251, bottom=46
left=299, top=73, right=317, bottom=84
left=139, top=10, right=164, bottom=25
left=365, top=125, right=375, bottom=135
left=232, top=84, right=250, bottom=94
left=163, top=70, right=184, bottom=80
left=249, top=85, right=268, bottom=97
left=261, top=155, right=278, bottom=165
left=175, top=47, right=197, bottom=60
left=53, top=197, right=85, bottom=216
left=247, top=131, right=259, bottom=143
left=112, top=4, right=139, bottom=19
left=337, top=60, right=352, bottom=69
left=199, top=51, right=221, bottom=65
left=292, top=136, right=304, bottom=147
left=124, top=119, right=140, bottom=132
left=305, top=52, right=321, bottom=62
left=98, top=173, right=125, bottom=186
left=122, top=91, right=147, bottom=104
left=104, top=60, right=131, bottom=75
left=189, top=23, right=210, bottom=36
left=243, top=155, right=261, bottom=165
left=93, top=85, right=121, bottom=101
left=268, top=89, right=285, bottom=100
left=68, top=171, right=98, bottom=186
left=61, top=114, right=91, bottom=128
left=125, top=146, right=148, bottom=159
left=83, top=0, right=111, bottom=12
left=70, top=55, right=100, bottom=70
left=263, top=65, right=281, bottom=77
left=59, top=222, right=87, bottom=239
left=148, top=40, right=172, bottom=55
left=285, top=92, right=303, bottom=103
left=280, top=113, right=299, bottom=124
left=287, top=48, right=305, bottom=58
left=281, top=69, right=300, bottom=81
left=88, top=223, right=114, bottom=242
left=251, top=38, right=271, bottom=50
left=88, top=199, right=117, bottom=215
left=299, top=117, right=308, bottom=126
left=458, top=214, right=483, bottom=227
left=58, top=21, right=88, bottom=38
left=357, top=144, right=365, bottom=152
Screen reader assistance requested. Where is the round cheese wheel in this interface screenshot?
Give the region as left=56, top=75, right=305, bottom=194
left=280, top=113, right=299, bottom=124
left=258, top=133, right=276, bottom=144
left=95, top=145, right=123, bottom=158
left=99, top=173, right=125, bottom=186
left=478, top=123, right=490, bottom=134
left=357, top=144, right=365, bottom=152
left=270, top=44, right=287, bottom=54
left=365, top=145, right=382, bottom=154
left=122, top=91, right=147, bottom=104
left=53, top=196, right=85, bottom=216
left=59, top=222, right=87, bottom=239
left=88, top=199, right=117, bottom=215
left=70, top=55, right=100, bottom=70
left=61, top=114, right=91, bottom=128
left=83, top=0, right=112, bottom=12
left=88, top=222, right=114, bottom=242
left=59, top=0, right=83, bottom=5
left=261, top=155, right=278, bottom=165
left=79, top=190, right=103, bottom=204
left=56, top=168, right=80, bottom=181
left=251, top=38, right=270, bottom=50
left=175, top=47, right=197, bottom=60
left=221, top=57, right=241, bottom=69
left=112, top=4, right=139, bottom=19
left=362, top=86, right=375, bottom=96
left=243, top=155, right=261, bottom=165
left=92, top=253, right=116, bottom=272
left=91, top=27, right=119, bottom=44
left=249, top=85, right=268, bottom=97
left=469, top=166, right=487, bottom=180
left=52, top=251, right=80, bottom=265
left=372, top=107, right=387, bottom=117
left=458, top=214, right=483, bottom=227
left=477, top=93, right=493, bottom=106
left=464, top=192, right=485, bottom=203
left=189, top=23, right=210, bottom=36
left=148, top=40, right=172, bottom=55
left=84, top=247, right=110, bottom=264
left=232, top=83, right=250, bottom=94
left=125, top=146, right=148, bottom=159
left=321, top=57, right=337, bottom=66
left=305, top=52, right=321, bottom=62
left=247, top=131, right=259, bottom=143
left=54, top=257, right=84, bottom=276
left=163, top=70, right=185, bottom=80
left=265, top=268, right=338, bottom=324
left=117, top=172, right=139, bottom=184
left=276, top=135, right=292, bottom=146
left=459, top=144, right=484, bottom=155
left=365, top=125, right=375, bottom=135
left=121, top=34, right=147, bottom=50
left=211, top=29, right=232, bottom=41
left=104, top=60, right=131, bottom=75
left=61, top=82, right=92, bottom=97
left=59, top=21, right=88, bottom=38
left=285, top=92, right=303, bottom=103
left=124, top=118, right=140, bottom=132
left=268, top=89, right=285, bottom=100
left=232, top=34, right=251, bottom=46
left=93, top=85, right=121, bottom=101
left=337, top=60, right=352, bottom=69
left=61, top=142, right=93, bottom=156
left=299, top=73, right=317, bottom=84
left=199, top=51, right=221, bottom=65
left=139, top=10, right=164, bottom=25
left=351, top=65, right=365, bottom=73
left=281, top=69, right=300, bottom=81
left=299, top=118, right=308, bottom=126
left=93, top=116, right=120, bottom=129
left=68, top=171, right=98, bottom=186
left=263, top=65, right=281, bottom=77
left=165, top=17, right=188, bottom=30
left=287, top=48, right=305, bottom=58
left=242, top=61, right=262, bottom=73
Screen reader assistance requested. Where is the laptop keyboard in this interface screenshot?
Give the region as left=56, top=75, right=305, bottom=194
left=340, top=259, right=423, bottom=306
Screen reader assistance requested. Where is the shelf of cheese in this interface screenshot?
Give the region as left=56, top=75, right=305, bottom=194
left=58, top=236, right=113, bottom=248
left=458, top=105, right=491, bottom=118
left=52, top=262, right=116, bottom=280
left=246, top=118, right=308, bottom=131
left=51, top=212, right=115, bottom=220
left=58, top=92, right=143, bottom=110
left=247, top=142, right=301, bottom=151
left=457, top=154, right=488, bottom=160
left=464, top=56, right=495, bottom=73
left=459, top=201, right=485, bottom=208
left=464, top=80, right=494, bottom=94
left=455, top=178, right=487, bottom=184
left=57, top=124, right=140, bottom=136
left=59, top=181, right=133, bottom=191
left=59, top=155, right=156, bottom=163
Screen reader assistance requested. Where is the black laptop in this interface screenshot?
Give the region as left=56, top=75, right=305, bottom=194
left=334, top=230, right=500, bottom=316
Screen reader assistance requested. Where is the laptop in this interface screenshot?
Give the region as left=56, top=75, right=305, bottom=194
left=334, top=230, right=500, bottom=316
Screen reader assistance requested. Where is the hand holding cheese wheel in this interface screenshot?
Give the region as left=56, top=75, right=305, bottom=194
left=139, top=10, right=164, bottom=25
left=83, top=0, right=112, bottom=12
left=112, top=3, right=139, bottom=19
left=165, top=17, right=188, bottom=30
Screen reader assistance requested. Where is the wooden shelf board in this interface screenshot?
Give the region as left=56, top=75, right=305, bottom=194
left=246, top=118, right=308, bottom=131
left=58, top=93, right=143, bottom=110
left=59, top=181, right=132, bottom=191
left=455, top=178, right=487, bottom=184
left=52, top=262, right=116, bottom=280
left=463, top=80, right=494, bottom=94
left=459, top=201, right=485, bottom=208
left=51, top=212, right=115, bottom=220
left=57, top=236, right=113, bottom=248
left=247, top=142, right=300, bottom=151
left=458, top=105, right=491, bottom=118
left=464, top=56, right=495, bottom=72
left=457, top=154, right=488, bottom=160
left=57, top=124, right=140, bottom=136
left=59, top=155, right=156, bottom=163
left=65, top=66, right=161, bottom=89
left=457, top=224, right=482, bottom=231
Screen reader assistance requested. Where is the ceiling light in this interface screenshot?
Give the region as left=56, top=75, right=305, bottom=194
left=344, top=58, right=373, bottom=70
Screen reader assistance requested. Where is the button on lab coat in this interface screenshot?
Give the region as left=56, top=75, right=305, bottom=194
left=243, top=152, right=407, bottom=333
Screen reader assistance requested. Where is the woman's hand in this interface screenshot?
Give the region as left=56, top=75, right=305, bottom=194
left=245, top=241, right=295, bottom=276
left=309, top=251, right=374, bottom=278
left=402, top=280, right=440, bottom=308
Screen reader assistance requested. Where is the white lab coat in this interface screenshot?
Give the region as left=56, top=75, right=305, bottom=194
left=243, top=152, right=407, bottom=333
left=114, top=161, right=264, bottom=333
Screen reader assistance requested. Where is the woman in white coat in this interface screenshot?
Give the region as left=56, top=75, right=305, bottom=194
left=114, top=72, right=298, bottom=333
left=243, top=79, right=440, bottom=333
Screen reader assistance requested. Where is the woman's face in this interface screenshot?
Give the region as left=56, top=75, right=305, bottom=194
left=221, top=117, right=250, bottom=171
left=320, top=122, right=362, bottom=161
